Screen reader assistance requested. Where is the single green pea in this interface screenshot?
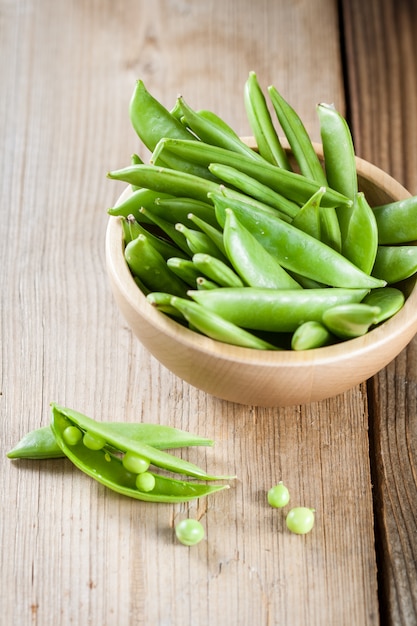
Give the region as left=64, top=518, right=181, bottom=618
left=122, top=450, right=150, bottom=474
left=267, top=482, right=290, bottom=508
left=286, top=507, right=315, bottom=535
left=62, top=425, right=83, bottom=446
left=135, top=471, right=156, bottom=492
left=83, top=431, right=106, bottom=451
left=175, top=519, right=205, bottom=546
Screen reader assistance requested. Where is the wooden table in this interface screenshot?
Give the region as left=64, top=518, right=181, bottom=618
left=1, top=1, right=416, bottom=624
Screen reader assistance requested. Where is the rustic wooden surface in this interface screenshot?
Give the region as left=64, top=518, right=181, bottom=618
left=0, top=1, right=415, bottom=625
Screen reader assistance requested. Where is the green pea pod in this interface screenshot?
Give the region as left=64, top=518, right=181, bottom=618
left=125, top=216, right=189, bottom=261
left=196, top=277, right=219, bottom=290
left=361, top=287, right=405, bottom=324
left=322, top=304, right=381, bottom=339
left=291, top=321, right=334, bottom=350
left=371, top=245, right=417, bottom=284
left=152, top=138, right=352, bottom=208
left=210, top=191, right=386, bottom=289
left=268, top=85, right=327, bottom=185
left=107, top=164, right=220, bottom=205
left=188, top=287, right=370, bottom=332
left=192, top=252, right=244, bottom=288
left=223, top=208, right=302, bottom=289
left=177, top=95, right=265, bottom=163
left=107, top=188, right=173, bottom=221
left=244, top=71, right=292, bottom=169
left=125, top=234, right=189, bottom=297
left=166, top=257, right=201, bottom=287
left=167, top=296, right=278, bottom=350
left=130, top=153, right=143, bottom=191
left=291, top=187, right=325, bottom=240
left=175, top=223, right=229, bottom=263
left=51, top=404, right=234, bottom=481
left=7, top=421, right=215, bottom=460
left=155, top=197, right=219, bottom=228
left=372, top=196, right=417, bottom=244
left=208, top=162, right=299, bottom=219
left=341, top=192, right=378, bottom=274
left=317, top=102, right=358, bottom=202
left=147, top=291, right=186, bottom=319
left=139, top=207, right=192, bottom=256
left=186, top=213, right=226, bottom=257
left=7, top=425, right=64, bottom=459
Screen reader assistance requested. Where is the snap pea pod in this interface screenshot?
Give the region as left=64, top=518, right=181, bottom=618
left=244, top=71, right=292, bottom=169
left=146, top=291, right=186, bottom=318
left=341, top=192, right=378, bottom=274
left=291, top=187, right=325, bottom=240
left=125, top=234, right=189, bottom=297
left=7, top=421, right=215, bottom=460
left=152, top=138, right=353, bottom=208
left=139, top=207, right=192, bottom=255
left=372, top=196, right=417, bottom=244
left=268, top=85, right=328, bottom=185
left=362, top=287, right=405, bottom=324
left=165, top=295, right=278, bottom=350
left=51, top=404, right=234, bottom=481
left=175, top=223, right=229, bottom=263
left=166, top=257, right=201, bottom=287
left=223, top=208, right=302, bottom=289
left=210, top=191, right=386, bottom=289
left=196, top=277, right=219, bottom=290
left=322, top=304, right=381, bottom=339
left=291, top=321, right=334, bottom=350
left=187, top=212, right=227, bottom=257
left=208, top=162, right=299, bottom=219
left=371, top=245, right=417, bottom=284
left=130, top=153, right=143, bottom=191
left=192, top=252, right=244, bottom=288
left=188, top=287, right=370, bottom=332
left=155, top=197, right=219, bottom=228
left=107, top=188, right=173, bottom=221
left=124, top=216, right=189, bottom=261
left=177, top=95, right=266, bottom=163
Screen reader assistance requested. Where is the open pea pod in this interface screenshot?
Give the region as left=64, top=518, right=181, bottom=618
left=51, top=404, right=233, bottom=481
left=7, top=420, right=215, bottom=460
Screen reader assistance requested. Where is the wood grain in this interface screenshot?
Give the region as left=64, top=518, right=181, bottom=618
left=341, top=1, right=417, bottom=623
left=0, top=1, right=383, bottom=624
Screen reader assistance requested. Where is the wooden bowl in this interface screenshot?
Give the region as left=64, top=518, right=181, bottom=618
left=105, top=142, right=417, bottom=407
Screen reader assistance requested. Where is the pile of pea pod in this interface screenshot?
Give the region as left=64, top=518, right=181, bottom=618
left=7, top=404, right=234, bottom=503
left=107, top=71, right=417, bottom=351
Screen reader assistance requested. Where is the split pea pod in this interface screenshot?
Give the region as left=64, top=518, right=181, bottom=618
left=188, top=287, right=370, bottom=332
left=244, top=71, right=292, bottom=169
left=125, top=234, right=189, bottom=296
left=210, top=191, right=386, bottom=289
left=223, top=208, right=302, bottom=289
left=152, top=138, right=353, bottom=209
left=51, top=404, right=233, bottom=481
left=7, top=421, right=215, bottom=460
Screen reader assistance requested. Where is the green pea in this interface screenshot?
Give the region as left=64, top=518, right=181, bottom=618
left=135, top=472, right=156, bottom=492
left=267, top=482, right=290, bottom=508
left=286, top=507, right=315, bottom=534
left=83, top=431, right=106, bottom=451
left=62, top=426, right=83, bottom=446
left=175, top=519, right=205, bottom=546
left=122, top=450, right=150, bottom=474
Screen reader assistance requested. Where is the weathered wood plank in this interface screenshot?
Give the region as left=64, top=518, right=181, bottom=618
left=0, top=1, right=379, bottom=624
left=341, top=0, right=417, bottom=623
